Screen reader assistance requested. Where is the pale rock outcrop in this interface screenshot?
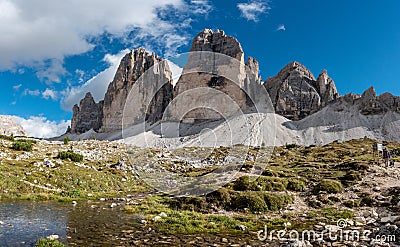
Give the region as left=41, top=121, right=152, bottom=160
left=70, top=92, right=103, bottom=133
left=0, top=115, right=27, bottom=136
left=100, top=48, right=173, bottom=131
left=264, top=61, right=340, bottom=120
left=166, top=29, right=264, bottom=122
left=316, top=69, right=340, bottom=106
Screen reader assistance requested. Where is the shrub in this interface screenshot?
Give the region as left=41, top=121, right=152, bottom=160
left=343, top=200, right=361, bottom=208
left=287, top=179, right=306, bottom=192
left=206, top=188, right=233, bottom=208
left=56, top=150, right=83, bottom=162
left=254, top=176, right=287, bottom=192
left=12, top=140, right=33, bottom=151
left=340, top=171, right=362, bottom=187
left=232, top=176, right=250, bottom=191
left=313, top=179, right=343, bottom=194
left=263, top=193, right=293, bottom=211
left=168, top=196, right=208, bottom=212
left=285, top=143, right=298, bottom=149
left=63, top=136, right=70, bottom=145
left=35, top=238, right=66, bottom=247
left=0, top=134, right=14, bottom=141
left=231, top=192, right=268, bottom=213
left=60, top=190, right=81, bottom=198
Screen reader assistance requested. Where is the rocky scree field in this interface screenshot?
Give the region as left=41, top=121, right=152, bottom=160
left=1, top=135, right=400, bottom=246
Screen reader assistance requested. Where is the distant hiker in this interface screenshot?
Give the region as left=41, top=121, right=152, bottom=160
left=382, top=148, right=391, bottom=167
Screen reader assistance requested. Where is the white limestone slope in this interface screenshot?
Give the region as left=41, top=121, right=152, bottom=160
left=58, top=105, right=400, bottom=148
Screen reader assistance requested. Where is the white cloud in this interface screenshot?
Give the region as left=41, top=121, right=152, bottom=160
left=61, top=49, right=129, bottom=111
left=237, top=0, right=271, bottom=22
left=12, top=115, right=70, bottom=138
left=42, top=88, right=58, bottom=101
left=277, top=24, right=286, bottom=31
left=75, top=69, right=85, bottom=83
left=35, top=59, right=67, bottom=83
left=13, top=83, right=22, bottom=91
left=190, top=0, right=213, bottom=14
left=23, top=89, right=40, bottom=96
left=0, top=0, right=191, bottom=83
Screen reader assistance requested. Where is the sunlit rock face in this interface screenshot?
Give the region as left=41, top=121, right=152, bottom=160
left=166, top=29, right=264, bottom=122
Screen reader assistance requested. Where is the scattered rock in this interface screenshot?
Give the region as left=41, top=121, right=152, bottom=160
left=237, top=225, right=247, bottom=231
left=159, top=212, right=167, bottom=218
left=152, top=216, right=162, bottom=222
left=381, top=215, right=400, bottom=224
left=43, top=159, right=55, bottom=168
left=280, top=239, right=311, bottom=247
left=46, top=235, right=59, bottom=241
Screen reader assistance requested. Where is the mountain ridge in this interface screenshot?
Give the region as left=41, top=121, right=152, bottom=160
left=66, top=29, right=400, bottom=146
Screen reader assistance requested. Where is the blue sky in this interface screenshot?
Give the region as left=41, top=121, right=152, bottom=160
left=1, top=0, right=399, bottom=137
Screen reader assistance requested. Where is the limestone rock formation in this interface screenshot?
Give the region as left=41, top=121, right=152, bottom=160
left=344, top=87, right=400, bottom=115
left=316, top=69, right=340, bottom=106
left=264, top=61, right=340, bottom=120
left=0, top=115, right=27, bottom=136
left=70, top=92, right=103, bottom=133
left=166, top=29, right=265, bottom=122
left=190, top=29, right=244, bottom=61
left=100, top=48, right=173, bottom=132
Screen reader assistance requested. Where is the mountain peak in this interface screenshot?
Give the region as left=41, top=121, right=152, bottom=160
left=0, top=115, right=27, bottom=136
left=264, top=62, right=339, bottom=120
left=191, top=29, right=244, bottom=62
left=361, top=86, right=377, bottom=99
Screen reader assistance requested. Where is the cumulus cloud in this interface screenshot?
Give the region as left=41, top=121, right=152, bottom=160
left=35, top=59, right=67, bottom=83
left=42, top=88, right=58, bottom=101
left=23, top=89, right=40, bottom=96
left=12, top=115, right=70, bottom=138
left=237, top=0, right=271, bottom=22
left=189, top=0, right=213, bottom=14
left=61, top=49, right=129, bottom=111
left=13, top=83, right=22, bottom=91
left=277, top=24, right=286, bottom=31
left=0, top=0, right=192, bottom=83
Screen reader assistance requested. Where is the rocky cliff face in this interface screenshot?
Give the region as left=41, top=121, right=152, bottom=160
left=166, top=29, right=264, bottom=122
left=339, top=87, right=400, bottom=115
left=70, top=92, right=103, bottom=133
left=100, top=48, right=173, bottom=132
left=264, top=61, right=340, bottom=120
left=0, top=115, right=27, bottom=136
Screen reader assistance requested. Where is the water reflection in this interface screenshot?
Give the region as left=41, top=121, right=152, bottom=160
left=0, top=201, right=68, bottom=246
left=0, top=201, right=135, bottom=246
